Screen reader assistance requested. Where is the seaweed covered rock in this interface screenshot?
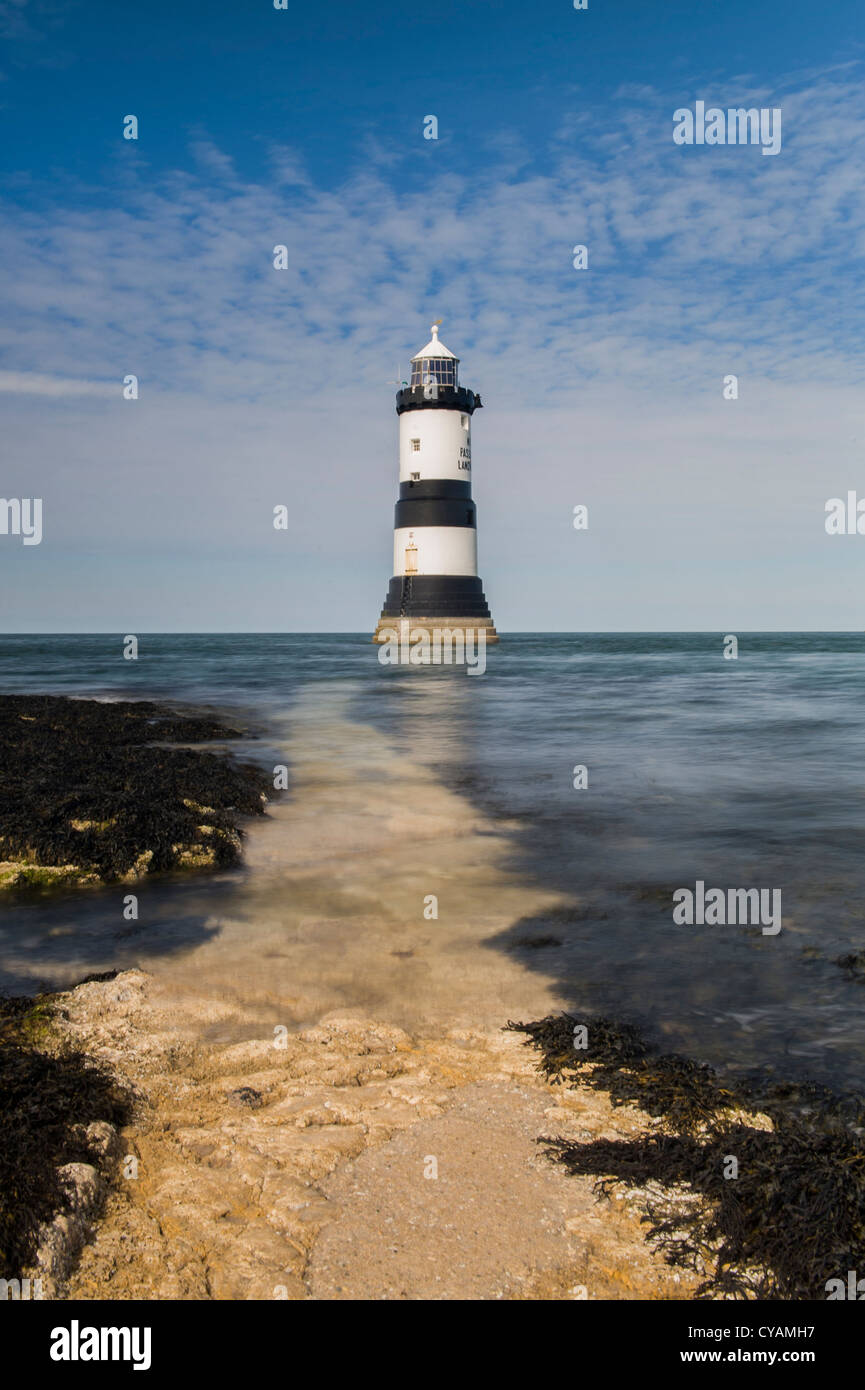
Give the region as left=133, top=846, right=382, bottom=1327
left=0, top=995, right=132, bottom=1289
left=509, top=1012, right=865, bottom=1300
left=0, top=695, right=272, bottom=889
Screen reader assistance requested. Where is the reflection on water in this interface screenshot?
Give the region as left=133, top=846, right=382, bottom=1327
left=1, top=633, right=864, bottom=1090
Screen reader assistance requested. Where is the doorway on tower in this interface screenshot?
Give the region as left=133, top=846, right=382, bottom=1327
left=400, top=537, right=417, bottom=617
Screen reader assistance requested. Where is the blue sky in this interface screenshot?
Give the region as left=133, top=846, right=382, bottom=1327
left=1, top=0, right=864, bottom=630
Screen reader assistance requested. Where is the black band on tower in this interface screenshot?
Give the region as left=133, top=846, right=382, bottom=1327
left=395, top=385, right=482, bottom=416
left=379, top=575, right=492, bottom=619
left=395, top=498, right=476, bottom=529
left=398, top=480, right=472, bottom=501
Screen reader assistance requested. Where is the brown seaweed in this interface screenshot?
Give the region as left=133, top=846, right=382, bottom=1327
left=507, top=1012, right=865, bottom=1299
left=0, top=695, right=272, bottom=887
left=0, top=994, right=132, bottom=1281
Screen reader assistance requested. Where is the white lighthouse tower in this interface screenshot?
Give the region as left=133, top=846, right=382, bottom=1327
left=373, top=324, right=498, bottom=643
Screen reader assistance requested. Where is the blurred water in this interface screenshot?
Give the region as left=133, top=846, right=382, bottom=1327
left=1, top=632, right=864, bottom=1090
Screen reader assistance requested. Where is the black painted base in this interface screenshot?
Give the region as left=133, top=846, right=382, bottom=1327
left=379, top=574, right=493, bottom=619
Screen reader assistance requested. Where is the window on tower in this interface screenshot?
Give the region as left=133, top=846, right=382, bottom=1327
left=411, top=438, right=421, bottom=451
left=410, top=357, right=457, bottom=389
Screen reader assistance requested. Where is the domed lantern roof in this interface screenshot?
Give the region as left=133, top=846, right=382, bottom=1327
left=410, top=322, right=459, bottom=389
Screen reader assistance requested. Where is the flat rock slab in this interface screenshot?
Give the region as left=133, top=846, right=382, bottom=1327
left=308, top=1081, right=601, bottom=1301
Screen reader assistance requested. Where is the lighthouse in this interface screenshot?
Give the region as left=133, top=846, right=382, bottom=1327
left=373, top=324, right=498, bottom=644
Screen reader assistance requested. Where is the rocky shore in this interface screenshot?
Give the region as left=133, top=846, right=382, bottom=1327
left=11, top=966, right=863, bottom=1302
left=0, top=985, right=132, bottom=1297
left=19, top=968, right=703, bottom=1301
left=4, top=688, right=862, bottom=1301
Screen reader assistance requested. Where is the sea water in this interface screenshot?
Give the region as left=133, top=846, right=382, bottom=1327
left=1, top=632, right=863, bottom=1092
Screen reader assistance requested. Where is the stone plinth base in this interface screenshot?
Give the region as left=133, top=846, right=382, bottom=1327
left=373, top=617, right=499, bottom=644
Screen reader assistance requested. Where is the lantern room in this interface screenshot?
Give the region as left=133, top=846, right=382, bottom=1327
left=409, top=323, right=459, bottom=389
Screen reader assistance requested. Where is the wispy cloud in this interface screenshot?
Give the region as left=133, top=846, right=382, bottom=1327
left=1, top=64, right=863, bottom=630
left=0, top=370, right=117, bottom=396
left=0, top=67, right=863, bottom=409
left=0, top=0, right=77, bottom=68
